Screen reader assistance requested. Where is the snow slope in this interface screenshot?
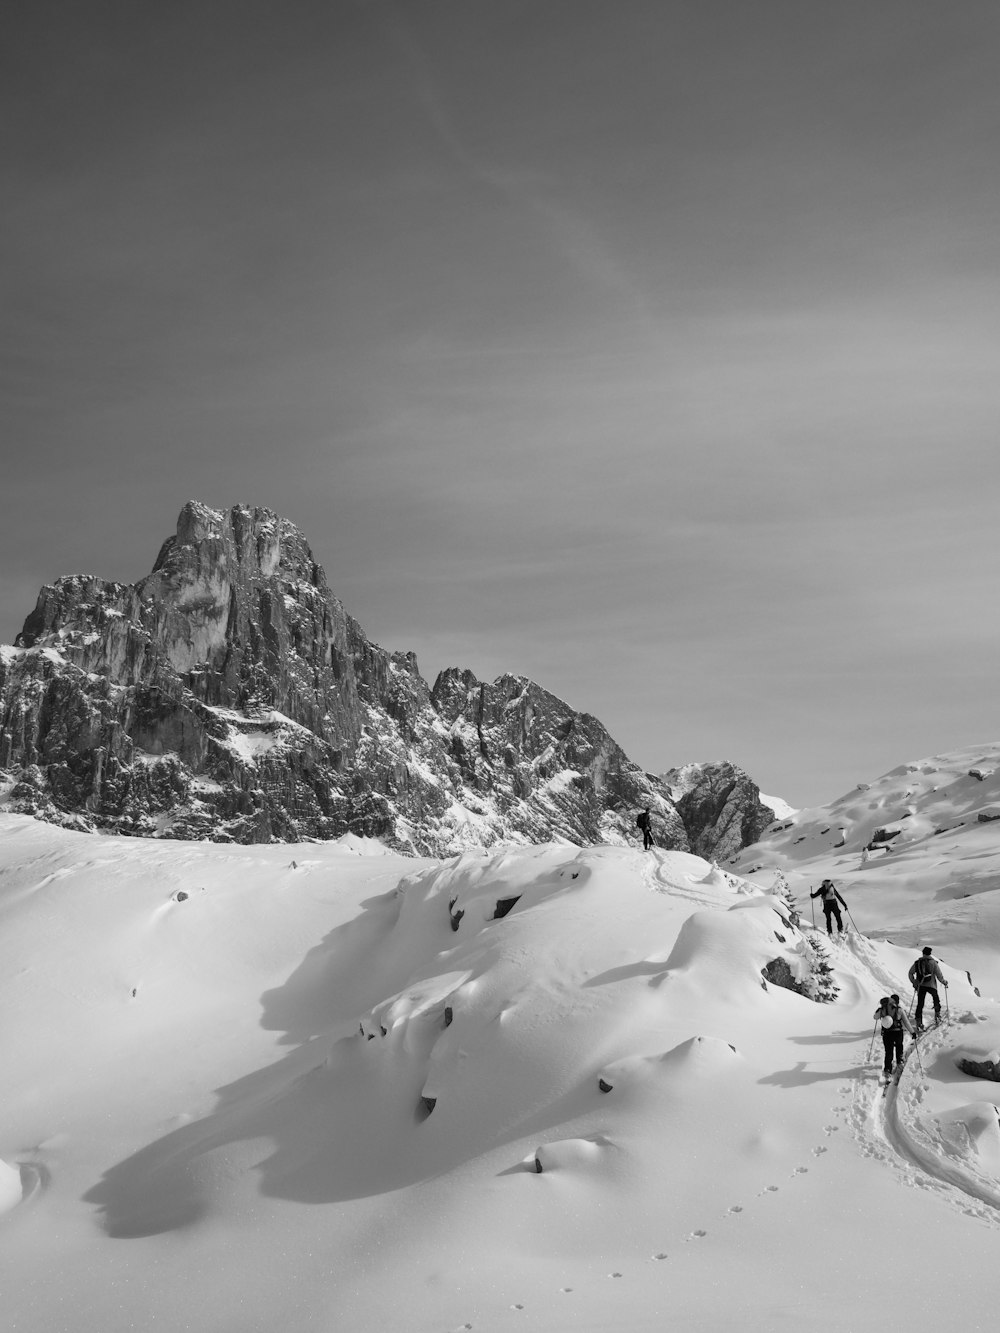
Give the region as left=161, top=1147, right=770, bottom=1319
left=731, top=741, right=1000, bottom=997
left=2, top=775, right=999, bottom=1332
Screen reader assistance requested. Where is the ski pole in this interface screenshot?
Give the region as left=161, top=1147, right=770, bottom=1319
left=907, top=988, right=916, bottom=1018
left=866, top=1021, right=879, bottom=1063
left=845, top=905, right=862, bottom=935
left=910, top=1035, right=924, bottom=1077
left=810, top=893, right=816, bottom=929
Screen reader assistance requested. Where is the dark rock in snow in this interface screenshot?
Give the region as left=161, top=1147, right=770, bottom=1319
left=761, top=957, right=804, bottom=995
left=871, top=827, right=902, bottom=844
left=1, top=502, right=770, bottom=857
left=957, top=1058, right=1000, bottom=1082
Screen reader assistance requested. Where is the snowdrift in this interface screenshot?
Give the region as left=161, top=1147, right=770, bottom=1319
left=2, top=795, right=999, bottom=1332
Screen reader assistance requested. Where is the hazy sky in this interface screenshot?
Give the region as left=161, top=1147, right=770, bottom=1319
left=3, top=0, right=1000, bottom=807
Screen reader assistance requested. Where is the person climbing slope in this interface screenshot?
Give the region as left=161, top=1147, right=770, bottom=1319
left=810, top=879, right=848, bottom=936
left=908, top=946, right=948, bottom=1030
left=874, top=993, right=914, bottom=1080
left=636, top=808, right=654, bottom=851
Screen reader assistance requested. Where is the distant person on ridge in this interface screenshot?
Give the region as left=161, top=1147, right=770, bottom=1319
left=908, top=946, right=948, bottom=1030
left=636, top=808, right=654, bottom=851
left=874, top=994, right=914, bottom=1079
left=810, top=879, right=847, bottom=936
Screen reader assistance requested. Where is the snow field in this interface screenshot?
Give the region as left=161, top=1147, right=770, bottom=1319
left=1, top=800, right=999, bottom=1332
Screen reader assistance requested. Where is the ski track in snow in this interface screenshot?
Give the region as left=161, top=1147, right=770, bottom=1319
left=846, top=1021, right=1000, bottom=1227
left=790, top=930, right=1000, bottom=1227
left=640, top=850, right=729, bottom=908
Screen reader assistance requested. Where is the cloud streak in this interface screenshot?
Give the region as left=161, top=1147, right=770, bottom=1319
left=372, top=0, right=658, bottom=329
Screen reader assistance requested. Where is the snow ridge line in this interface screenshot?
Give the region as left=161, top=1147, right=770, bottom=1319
left=835, top=929, right=910, bottom=997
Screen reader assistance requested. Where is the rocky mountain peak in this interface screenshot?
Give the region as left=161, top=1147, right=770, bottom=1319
left=17, top=501, right=360, bottom=753
left=661, top=759, right=776, bottom=862
left=1, top=502, right=772, bottom=856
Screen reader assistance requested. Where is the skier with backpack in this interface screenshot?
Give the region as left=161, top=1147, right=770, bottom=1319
left=908, top=946, right=948, bottom=1030
left=873, top=993, right=914, bottom=1081
left=636, top=808, right=654, bottom=851
left=810, top=879, right=848, bottom=936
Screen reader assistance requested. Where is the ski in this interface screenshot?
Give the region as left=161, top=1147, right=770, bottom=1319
left=881, top=1067, right=904, bottom=1096
left=880, top=1053, right=910, bottom=1095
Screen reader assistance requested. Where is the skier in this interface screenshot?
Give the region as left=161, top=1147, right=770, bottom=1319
left=908, top=946, right=948, bottom=1030
left=810, top=879, right=847, bottom=936
left=873, top=994, right=914, bottom=1080
left=636, top=808, right=654, bottom=851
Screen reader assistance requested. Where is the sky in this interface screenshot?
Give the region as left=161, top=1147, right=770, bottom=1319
left=3, top=0, right=1000, bottom=808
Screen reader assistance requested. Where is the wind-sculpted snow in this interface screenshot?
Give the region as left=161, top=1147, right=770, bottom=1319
left=57, top=841, right=798, bottom=1234
left=3, top=812, right=1000, bottom=1331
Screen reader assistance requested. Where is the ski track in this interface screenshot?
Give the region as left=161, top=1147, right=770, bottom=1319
left=802, top=930, right=1000, bottom=1225
left=640, top=871, right=1000, bottom=1226
left=834, top=967, right=1000, bottom=1227
left=640, top=851, right=728, bottom=908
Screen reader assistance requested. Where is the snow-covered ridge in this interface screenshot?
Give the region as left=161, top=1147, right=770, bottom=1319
left=759, top=791, right=796, bottom=820
left=735, top=742, right=1000, bottom=871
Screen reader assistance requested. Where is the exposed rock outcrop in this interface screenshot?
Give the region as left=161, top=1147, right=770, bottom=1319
left=957, top=1058, right=1000, bottom=1082
left=662, top=760, right=776, bottom=862
left=1, top=502, right=766, bottom=856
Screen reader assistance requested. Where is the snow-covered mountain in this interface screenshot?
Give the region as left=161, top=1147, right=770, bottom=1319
left=729, top=741, right=1000, bottom=934
left=2, top=739, right=999, bottom=1330
left=0, top=501, right=774, bottom=856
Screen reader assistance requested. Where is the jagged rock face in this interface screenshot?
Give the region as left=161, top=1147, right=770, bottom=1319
left=17, top=503, right=362, bottom=754
left=1, top=502, right=761, bottom=856
left=662, top=761, right=776, bottom=863
left=428, top=668, right=687, bottom=849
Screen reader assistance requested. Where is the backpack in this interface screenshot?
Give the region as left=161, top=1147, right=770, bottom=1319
left=915, top=956, right=935, bottom=982
left=636, top=812, right=649, bottom=828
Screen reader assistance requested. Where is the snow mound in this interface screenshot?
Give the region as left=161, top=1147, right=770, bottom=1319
left=919, top=1103, right=1000, bottom=1171
left=333, top=832, right=391, bottom=856
left=660, top=1033, right=743, bottom=1073
left=4, top=812, right=1000, bottom=1331
left=532, top=1135, right=614, bottom=1174
left=598, top=1035, right=743, bottom=1100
